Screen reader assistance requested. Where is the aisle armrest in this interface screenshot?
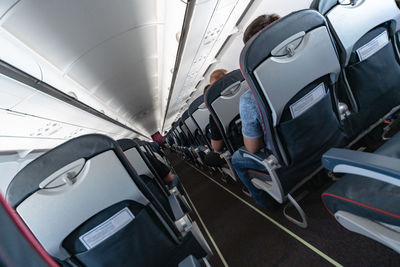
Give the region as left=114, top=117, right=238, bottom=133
left=169, top=194, right=185, bottom=220
left=178, top=255, right=201, bottom=267
left=238, top=149, right=284, bottom=203
left=322, top=148, right=400, bottom=187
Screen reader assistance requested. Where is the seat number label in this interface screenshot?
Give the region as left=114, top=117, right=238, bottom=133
left=79, top=207, right=135, bottom=250
left=290, top=83, right=325, bottom=119
left=356, top=31, right=389, bottom=62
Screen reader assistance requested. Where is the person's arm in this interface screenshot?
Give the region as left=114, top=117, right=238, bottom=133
left=244, top=136, right=264, bottom=154
left=211, top=139, right=224, bottom=152
left=145, top=152, right=171, bottom=183
left=209, top=115, right=224, bottom=152
left=240, top=92, right=265, bottom=154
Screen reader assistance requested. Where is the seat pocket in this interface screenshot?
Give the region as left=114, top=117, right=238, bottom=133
left=279, top=92, right=342, bottom=165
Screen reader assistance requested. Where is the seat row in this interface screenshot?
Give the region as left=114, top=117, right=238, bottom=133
left=4, top=134, right=212, bottom=266
left=166, top=0, right=400, bottom=253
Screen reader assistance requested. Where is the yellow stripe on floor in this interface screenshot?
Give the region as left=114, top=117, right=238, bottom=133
left=185, top=162, right=343, bottom=267
left=181, top=184, right=229, bottom=266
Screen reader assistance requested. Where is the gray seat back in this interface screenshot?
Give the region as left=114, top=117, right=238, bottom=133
left=205, top=69, right=248, bottom=153
left=7, top=135, right=150, bottom=260
left=253, top=26, right=340, bottom=128
left=211, top=82, right=248, bottom=133
left=240, top=9, right=346, bottom=181
left=124, top=147, right=154, bottom=178
left=326, top=0, right=400, bottom=137
left=192, top=105, right=209, bottom=136
left=188, top=95, right=211, bottom=147
left=184, top=116, right=200, bottom=146
left=326, top=0, right=400, bottom=66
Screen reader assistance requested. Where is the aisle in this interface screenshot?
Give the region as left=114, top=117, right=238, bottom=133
left=172, top=157, right=332, bottom=266
left=168, top=152, right=400, bottom=267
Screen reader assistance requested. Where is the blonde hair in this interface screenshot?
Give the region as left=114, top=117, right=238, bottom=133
left=210, top=69, right=228, bottom=84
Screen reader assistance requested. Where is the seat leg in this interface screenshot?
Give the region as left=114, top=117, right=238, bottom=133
left=283, top=193, right=308, bottom=228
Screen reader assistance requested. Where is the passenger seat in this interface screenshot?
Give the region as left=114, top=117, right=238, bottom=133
left=204, top=69, right=249, bottom=181
left=6, top=134, right=211, bottom=266
left=239, top=9, right=346, bottom=227
left=322, top=133, right=400, bottom=253
left=319, top=0, right=400, bottom=139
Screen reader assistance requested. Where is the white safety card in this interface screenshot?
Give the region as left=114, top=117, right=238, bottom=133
left=356, top=31, right=389, bottom=62
left=79, top=207, right=135, bottom=250
left=290, top=83, right=326, bottom=119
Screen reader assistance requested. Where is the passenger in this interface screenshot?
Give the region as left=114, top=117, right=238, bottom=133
left=232, top=14, right=280, bottom=209
left=204, top=70, right=229, bottom=167
left=145, top=152, right=184, bottom=193
left=205, top=72, right=226, bottom=153
left=209, top=69, right=228, bottom=85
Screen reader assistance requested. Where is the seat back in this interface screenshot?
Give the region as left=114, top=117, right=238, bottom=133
left=326, top=0, right=400, bottom=137
left=188, top=95, right=211, bottom=148
left=184, top=117, right=201, bottom=147
left=178, top=121, right=191, bottom=147
left=6, top=134, right=184, bottom=264
left=171, top=124, right=182, bottom=146
left=240, top=10, right=345, bottom=187
left=171, top=130, right=180, bottom=147
left=181, top=111, right=198, bottom=146
left=0, top=193, right=58, bottom=267
left=205, top=69, right=248, bottom=153
left=118, top=139, right=175, bottom=219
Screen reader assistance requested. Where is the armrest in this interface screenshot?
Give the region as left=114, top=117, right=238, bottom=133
left=322, top=148, right=400, bottom=187
left=178, top=255, right=201, bottom=267
left=238, top=148, right=266, bottom=163
left=238, top=148, right=284, bottom=203
left=168, top=194, right=185, bottom=220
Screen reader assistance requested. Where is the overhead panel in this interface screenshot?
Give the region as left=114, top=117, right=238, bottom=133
left=164, top=0, right=252, bottom=130
left=0, top=73, right=138, bottom=152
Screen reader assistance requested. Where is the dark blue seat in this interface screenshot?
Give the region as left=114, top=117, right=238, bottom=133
left=322, top=132, right=400, bottom=253
left=314, top=0, right=400, bottom=139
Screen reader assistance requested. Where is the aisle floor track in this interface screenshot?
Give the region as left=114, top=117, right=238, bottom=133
left=168, top=151, right=400, bottom=266
left=185, top=162, right=342, bottom=267
left=182, top=185, right=229, bottom=267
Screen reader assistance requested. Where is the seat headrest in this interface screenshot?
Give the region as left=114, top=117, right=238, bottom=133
left=7, top=134, right=120, bottom=207
left=188, top=94, right=206, bottom=116
left=205, top=69, right=244, bottom=104
left=118, top=138, right=139, bottom=151
left=241, top=9, right=327, bottom=72
left=310, top=0, right=338, bottom=15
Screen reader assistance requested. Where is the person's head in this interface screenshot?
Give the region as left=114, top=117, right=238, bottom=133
left=243, top=14, right=280, bottom=44
left=203, top=84, right=211, bottom=94
left=210, top=69, right=228, bottom=84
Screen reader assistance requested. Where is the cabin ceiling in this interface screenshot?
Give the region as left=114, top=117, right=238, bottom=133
left=0, top=0, right=186, bottom=136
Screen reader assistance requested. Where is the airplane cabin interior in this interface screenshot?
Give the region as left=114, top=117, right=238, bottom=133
left=1, top=0, right=400, bottom=266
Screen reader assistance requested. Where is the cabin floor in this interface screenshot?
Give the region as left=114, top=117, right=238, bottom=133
left=167, top=151, right=400, bottom=267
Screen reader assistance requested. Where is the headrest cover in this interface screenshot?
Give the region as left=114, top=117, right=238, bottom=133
left=205, top=69, right=244, bottom=104
left=241, top=9, right=327, bottom=72
left=310, top=0, right=338, bottom=15
left=118, top=138, right=138, bottom=151
left=7, top=134, right=118, bottom=207
left=181, top=110, right=190, bottom=121
left=188, top=94, right=205, bottom=116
